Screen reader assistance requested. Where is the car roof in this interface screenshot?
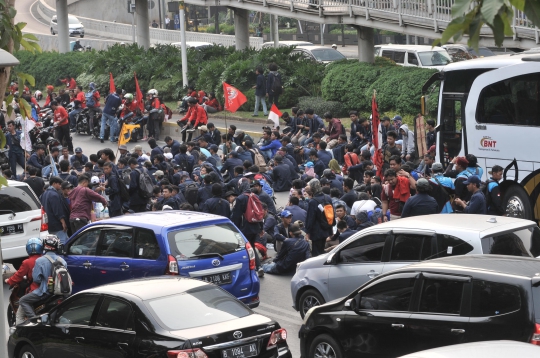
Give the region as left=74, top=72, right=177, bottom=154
left=393, top=255, right=540, bottom=279
left=295, top=46, right=337, bottom=50
left=441, top=52, right=540, bottom=72
left=82, top=276, right=210, bottom=300
left=6, top=180, right=31, bottom=188
left=375, top=44, right=445, bottom=52
left=362, top=214, right=536, bottom=236
left=88, top=210, right=230, bottom=230
left=171, top=41, right=213, bottom=48
left=263, top=41, right=314, bottom=46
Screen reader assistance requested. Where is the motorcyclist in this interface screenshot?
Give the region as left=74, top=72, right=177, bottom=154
left=7, top=238, right=43, bottom=325
left=73, top=40, right=83, bottom=51
left=145, top=89, right=163, bottom=141
left=17, top=235, right=67, bottom=325
left=119, top=93, right=141, bottom=139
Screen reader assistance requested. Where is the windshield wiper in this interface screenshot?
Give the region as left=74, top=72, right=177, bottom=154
left=0, top=210, right=16, bottom=217
left=189, top=253, right=224, bottom=260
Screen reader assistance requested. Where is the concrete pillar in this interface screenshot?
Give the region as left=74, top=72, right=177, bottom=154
left=234, top=8, right=249, bottom=50
left=136, top=0, right=151, bottom=49
left=56, top=0, right=70, bottom=53
left=271, top=15, right=279, bottom=47
left=356, top=26, right=374, bottom=63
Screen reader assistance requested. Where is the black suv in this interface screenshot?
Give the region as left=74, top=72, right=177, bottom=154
left=299, top=255, right=540, bottom=358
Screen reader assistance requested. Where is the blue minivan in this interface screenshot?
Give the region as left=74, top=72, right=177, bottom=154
left=61, top=211, right=260, bottom=307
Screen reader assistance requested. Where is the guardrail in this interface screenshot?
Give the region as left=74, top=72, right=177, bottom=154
left=36, top=0, right=264, bottom=48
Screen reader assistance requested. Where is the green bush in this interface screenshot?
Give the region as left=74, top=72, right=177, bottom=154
left=322, top=56, right=437, bottom=116
left=205, top=24, right=235, bottom=35
left=297, top=97, right=346, bottom=117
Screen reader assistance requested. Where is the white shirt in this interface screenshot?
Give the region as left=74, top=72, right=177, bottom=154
left=351, top=200, right=378, bottom=216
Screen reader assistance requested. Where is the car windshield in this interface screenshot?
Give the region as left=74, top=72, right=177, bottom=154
left=68, top=17, right=80, bottom=25
left=470, top=47, right=495, bottom=57
left=311, top=49, right=346, bottom=62
left=482, top=228, right=535, bottom=257
left=0, top=186, right=40, bottom=213
left=418, top=51, right=452, bottom=66
left=146, top=285, right=251, bottom=330
left=167, top=223, right=245, bottom=261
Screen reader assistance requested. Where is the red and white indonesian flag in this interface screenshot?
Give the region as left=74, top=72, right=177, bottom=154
left=268, top=104, right=282, bottom=128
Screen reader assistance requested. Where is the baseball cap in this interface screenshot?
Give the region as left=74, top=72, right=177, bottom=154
left=134, top=145, right=143, bottom=151
left=153, top=170, right=164, bottom=177
left=61, top=182, right=73, bottom=189
left=463, top=175, right=481, bottom=185
left=118, top=144, right=128, bottom=151
left=305, top=161, right=314, bottom=168
left=392, top=115, right=402, bottom=121
left=280, top=210, right=293, bottom=218
left=198, top=125, right=208, bottom=132
left=164, top=153, right=173, bottom=160
left=395, top=140, right=403, bottom=146
left=488, top=165, right=503, bottom=174
left=233, top=130, right=244, bottom=138
left=75, top=147, right=82, bottom=153
left=209, top=144, right=218, bottom=151
left=90, top=176, right=100, bottom=184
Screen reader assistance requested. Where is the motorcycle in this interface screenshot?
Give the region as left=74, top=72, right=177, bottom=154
left=7, top=278, right=65, bottom=327
left=75, top=108, right=93, bottom=135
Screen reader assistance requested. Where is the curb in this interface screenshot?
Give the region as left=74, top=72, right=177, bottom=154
left=161, top=121, right=261, bottom=141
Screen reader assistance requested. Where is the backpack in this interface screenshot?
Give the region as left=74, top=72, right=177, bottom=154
left=249, top=149, right=267, bottom=173
left=244, top=193, right=264, bottom=223
left=271, top=73, right=283, bottom=95
left=481, top=179, right=495, bottom=206
left=184, top=183, right=199, bottom=207
left=177, top=154, right=192, bottom=173
left=85, top=90, right=96, bottom=107
left=367, top=208, right=384, bottom=225
left=121, top=168, right=132, bottom=187
left=314, top=195, right=336, bottom=230
left=45, top=256, right=73, bottom=295
left=117, top=176, right=130, bottom=202
left=135, top=169, right=154, bottom=199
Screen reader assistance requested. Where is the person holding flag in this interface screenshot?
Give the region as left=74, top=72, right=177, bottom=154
left=371, top=90, right=384, bottom=179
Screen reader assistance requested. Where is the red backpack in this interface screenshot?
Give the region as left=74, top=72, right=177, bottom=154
left=244, top=193, right=264, bottom=223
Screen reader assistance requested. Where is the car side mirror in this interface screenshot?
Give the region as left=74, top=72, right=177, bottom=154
left=325, top=252, right=338, bottom=265
left=344, top=298, right=358, bottom=311
left=57, top=244, right=65, bottom=255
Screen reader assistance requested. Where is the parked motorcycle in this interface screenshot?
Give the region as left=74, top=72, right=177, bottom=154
left=75, top=108, right=93, bottom=135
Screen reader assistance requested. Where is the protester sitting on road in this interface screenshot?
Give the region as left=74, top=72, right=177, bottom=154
left=262, top=223, right=311, bottom=275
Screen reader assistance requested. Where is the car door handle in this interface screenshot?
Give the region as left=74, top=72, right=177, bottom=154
left=120, top=263, right=130, bottom=270
left=367, top=270, right=380, bottom=279
left=82, top=262, right=92, bottom=268
left=75, top=337, right=85, bottom=343
left=118, top=342, right=129, bottom=350
left=451, top=329, right=465, bottom=334
left=391, top=324, right=404, bottom=330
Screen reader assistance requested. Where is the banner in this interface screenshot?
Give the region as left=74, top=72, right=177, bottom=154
left=222, top=82, right=247, bottom=113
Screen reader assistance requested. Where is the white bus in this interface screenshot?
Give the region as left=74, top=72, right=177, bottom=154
left=422, top=51, right=540, bottom=221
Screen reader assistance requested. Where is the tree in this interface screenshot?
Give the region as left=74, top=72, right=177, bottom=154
left=0, top=0, right=41, bottom=115
left=436, top=0, right=540, bottom=49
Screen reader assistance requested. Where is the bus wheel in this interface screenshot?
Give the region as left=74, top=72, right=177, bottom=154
left=504, top=185, right=532, bottom=220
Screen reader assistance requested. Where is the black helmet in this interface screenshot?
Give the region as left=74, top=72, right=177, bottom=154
left=43, top=235, right=60, bottom=252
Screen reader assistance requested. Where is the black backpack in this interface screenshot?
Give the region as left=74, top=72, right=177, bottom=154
left=271, top=73, right=283, bottom=95
left=177, top=154, right=191, bottom=173
left=116, top=175, right=130, bottom=202
left=184, top=183, right=199, bottom=207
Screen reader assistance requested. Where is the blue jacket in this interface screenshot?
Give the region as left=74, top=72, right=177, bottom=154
left=464, top=190, right=487, bottom=214
left=271, top=164, right=292, bottom=192
left=58, top=172, right=78, bottom=187
left=401, top=193, right=438, bottom=218
left=255, top=73, right=266, bottom=97
left=6, top=130, right=24, bottom=154
left=266, top=71, right=281, bottom=96
left=165, top=140, right=181, bottom=157
left=150, top=146, right=164, bottom=164
left=70, top=154, right=88, bottom=166
left=105, top=173, right=122, bottom=212
left=313, top=159, right=326, bottom=178
left=197, top=184, right=214, bottom=209
left=260, top=139, right=282, bottom=157
left=129, top=169, right=148, bottom=206
left=338, top=228, right=357, bottom=243
left=32, top=252, right=67, bottom=296
left=27, top=153, right=45, bottom=169
left=284, top=205, right=307, bottom=224
left=273, top=236, right=311, bottom=273
left=201, top=196, right=231, bottom=218
left=220, top=157, right=243, bottom=176
left=40, top=187, right=66, bottom=232
left=305, top=193, right=334, bottom=241
left=173, top=153, right=195, bottom=174
left=103, top=93, right=122, bottom=116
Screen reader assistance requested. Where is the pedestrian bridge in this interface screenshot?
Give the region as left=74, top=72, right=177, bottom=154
left=188, top=0, right=539, bottom=49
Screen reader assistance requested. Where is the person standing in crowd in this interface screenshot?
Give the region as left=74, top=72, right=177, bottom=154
left=51, top=100, right=74, bottom=154
left=485, top=165, right=505, bottom=216
left=252, top=66, right=268, bottom=117
left=263, top=223, right=311, bottom=275
left=103, top=162, right=123, bottom=217
left=399, top=124, right=415, bottom=161
left=428, top=162, right=455, bottom=213
left=305, top=179, right=334, bottom=257
left=69, top=175, right=108, bottom=233
left=454, top=176, right=487, bottom=214
left=40, top=176, right=69, bottom=243
left=5, top=120, right=25, bottom=178
left=426, top=119, right=436, bottom=149
left=27, top=145, right=46, bottom=177
left=401, top=178, right=438, bottom=218
left=231, top=178, right=264, bottom=277
left=271, top=155, right=292, bottom=192
left=24, top=166, right=45, bottom=197
left=127, top=158, right=148, bottom=212
left=266, top=63, right=282, bottom=106
left=101, top=88, right=122, bottom=143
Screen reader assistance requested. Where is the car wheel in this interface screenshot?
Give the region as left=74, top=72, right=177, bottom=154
left=309, top=334, right=343, bottom=358
left=504, top=185, right=532, bottom=220
left=80, top=35, right=84, bottom=38
left=18, top=345, right=39, bottom=358
left=299, top=289, right=325, bottom=319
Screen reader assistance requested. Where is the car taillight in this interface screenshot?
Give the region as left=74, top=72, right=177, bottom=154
left=267, top=328, right=287, bottom=349
left=245, top=242, right=255, bottom=270
left=166, top=255, right=178, bottom=275
left=40, top=207, right=48, bottom=232
left=167, top=348, right=208, bottom=358
left=531, top=323, right=540, bottom=345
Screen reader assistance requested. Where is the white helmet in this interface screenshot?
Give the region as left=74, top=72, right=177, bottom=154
left=90, top=176, right=100, bottom=185
left=147, top=89, right=158, bottom=97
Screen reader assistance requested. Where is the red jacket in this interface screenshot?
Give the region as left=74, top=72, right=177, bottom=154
left=6, top=254, right=41, bottom=292
left=324, top=118, right=343, bottom=140
left=75, top=91, right=86, bottom=109
left=54, top=106, right=69, bottom=126
left=181, top=104, right=208, bottom=127
left=61, top=78, right=77, bottom=90
left=342, top=152, right=360, bottom=175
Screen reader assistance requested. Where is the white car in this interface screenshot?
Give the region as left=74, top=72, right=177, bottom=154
left=0, top=180, right=48, bottom=266
left=262, top=40, right=314, bottom=49
left=399, top=340, right=540, bottom=358
left=171, top=41, right=214, bottom=50
left=291, top=214, right=540, bottom=317
left=374, top=44, right=452, bottom=69
left=50, top=15, right=85, bottom=38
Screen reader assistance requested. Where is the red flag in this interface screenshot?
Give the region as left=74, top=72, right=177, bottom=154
left=223, top=82, right=247, bottom=113
left=134, top=72, right=144, bottom=112
left=372, top=91, right=384, bottom=178
left=109, top=73, right=116, bottom=94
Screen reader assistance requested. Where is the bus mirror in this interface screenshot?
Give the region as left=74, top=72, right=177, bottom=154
left=421, top=95, right=427, bottom=116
